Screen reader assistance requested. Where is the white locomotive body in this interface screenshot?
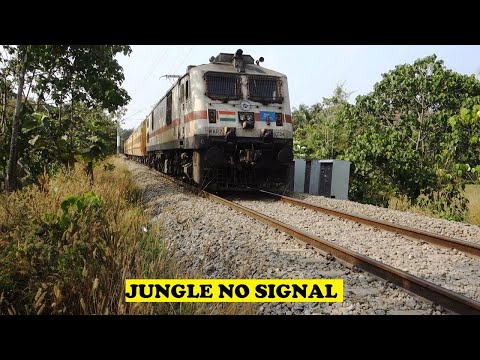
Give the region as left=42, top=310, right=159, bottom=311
left=126, top=49, right=294, bottom=191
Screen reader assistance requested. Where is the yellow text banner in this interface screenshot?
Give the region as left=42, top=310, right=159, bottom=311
left=125, top=279, right=343, bottom=302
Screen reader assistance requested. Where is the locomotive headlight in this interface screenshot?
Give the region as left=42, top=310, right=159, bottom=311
left=208, top=109, right=217, bottom=123
left=238, top=112, right=254, bottom=128
left=275, top=113, right=283, bottom=126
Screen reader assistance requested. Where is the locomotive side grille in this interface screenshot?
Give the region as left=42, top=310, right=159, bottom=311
left=166, top=92, right=173, bottom=125
left=205, top=72, right=242, bottom=100
left=248, top=76, right=283, bottom=104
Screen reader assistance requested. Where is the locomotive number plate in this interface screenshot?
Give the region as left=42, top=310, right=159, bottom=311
left=273, top=130, right=286, bottom=138
left=208, top=128, right=224, bottom=136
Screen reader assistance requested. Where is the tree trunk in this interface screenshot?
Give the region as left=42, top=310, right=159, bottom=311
left=1, top=73, right=8, bottom=133
left=68, top=93, right=75, bottom=169
left=35, top=67, right=54, bottom=112
left=85, top=160, right=94, bottom=185
left=5, top=49, right=29, bottom=192
left=24, top=69, right=35, bottom=104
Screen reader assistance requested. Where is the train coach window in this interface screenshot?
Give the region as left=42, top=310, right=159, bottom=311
left=166, top=92, right=173, bottom=125
left=205, top=72, right=241, bottom=101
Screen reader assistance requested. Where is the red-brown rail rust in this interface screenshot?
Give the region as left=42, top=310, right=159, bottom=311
left=260, top=190, right=480, bottom=257
left=206, top=192, right=480, bottom=315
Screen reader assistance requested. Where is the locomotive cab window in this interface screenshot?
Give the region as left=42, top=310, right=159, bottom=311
left=205, top=72, right=241, bottom=101
left=166, top=91, right=173, bottom=125
left=248, top=75, right=283, bottom=104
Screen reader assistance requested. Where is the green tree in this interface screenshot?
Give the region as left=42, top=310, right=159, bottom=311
left=443, top=98, right=480, bottom=182
left=121, top=127, right=134, bottom=142
left=73, top=105, right=117, bottom=183
left=14, top=103, right=117, bottom=186
left=3, top=45, right=132, bottom=191
left=293, top=84, right=351, bottom=159
left=343, top=55, right=480, bottom=207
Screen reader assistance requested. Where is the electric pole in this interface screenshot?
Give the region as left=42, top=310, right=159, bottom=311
left=115, top=107, right=126, bottom=156
left=117, top=117, right=121, bottom=155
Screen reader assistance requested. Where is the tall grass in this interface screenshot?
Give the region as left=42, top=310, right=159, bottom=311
left=389, top=186, right=480, bottom=225
left=0, top=158, right=254, bottom=315
left=465, top=185, right=480, bottom=225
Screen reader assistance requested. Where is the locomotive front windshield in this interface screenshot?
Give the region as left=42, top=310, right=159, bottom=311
left=205, top=72, right=283, bottom=105
left=248, top=75, right=283, bottom=104
left=205, top=72, right=242, bottom=100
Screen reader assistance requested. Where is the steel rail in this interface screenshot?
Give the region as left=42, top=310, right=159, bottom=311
left=206, top=192, right=480, bottom=315
left=128, top=159, right=480, bottom=314
left=259, top=190, right=480, bottom=257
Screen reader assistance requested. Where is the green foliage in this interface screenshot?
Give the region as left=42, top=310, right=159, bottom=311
left=345, top=56, right=480, bottom=204
left=0, top=190, right=107, bottom=312
left=0, top=103, right=117, bottom=187
left=17, top=110, right=74, bottom=178
left=293, top=84, right=351, bottom=159
left=0, top=162, right=141, bottom=314
left=342, top=55, right=480, bottom=207
left=293, top=55, right=480, bottom=220
left=73, top=106, right=117, bottom=164
left=26, top=45, right=132, bottom=112
left=0, top=45, right=131, bottom=189
left=58, top=191, right=104, bottom=227
left=0, top=159, right=254, bottom=314
left=443, top=98, right=480, bottom=183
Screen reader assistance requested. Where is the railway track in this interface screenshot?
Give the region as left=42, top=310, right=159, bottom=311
left=259, top=190, right=480, bottom=257
left=130, top=159, right=480, bottom=315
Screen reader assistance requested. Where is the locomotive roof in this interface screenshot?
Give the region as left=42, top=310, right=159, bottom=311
left=191, top=62, right=286, bottom=77
left=146, top=60, right=286, bottom=122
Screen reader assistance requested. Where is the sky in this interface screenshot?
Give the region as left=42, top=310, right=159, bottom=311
left=116, top=45, right=480, bottom=129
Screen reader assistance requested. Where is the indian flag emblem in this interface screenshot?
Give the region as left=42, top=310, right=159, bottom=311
left=218, top=111, right=236, bottom=122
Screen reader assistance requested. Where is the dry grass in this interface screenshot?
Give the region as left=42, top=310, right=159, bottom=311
left=0, top=157, right=254, bottom=315
left=465, top=185, right=480, bottom=225
left=388, top=195, right=431, bottom=216
left=389, top=187, right=477, bottom=224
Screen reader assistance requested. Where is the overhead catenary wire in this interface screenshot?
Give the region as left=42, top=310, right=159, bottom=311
left=129, top=47, right=168, bottom=99
left=126, top=46, right=195, bottom=129
left=173, top=47, right=193, bottom=75
left=124, top=47, right=171, bottom=129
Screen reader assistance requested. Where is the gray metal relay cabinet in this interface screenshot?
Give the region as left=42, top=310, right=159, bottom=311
left=294, top=159, right=350, bottom=200
left=294, top=159, right=311, bottom=193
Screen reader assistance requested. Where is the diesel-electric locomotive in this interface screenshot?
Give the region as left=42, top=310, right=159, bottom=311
left=124, top=49, right=294, bottom=191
